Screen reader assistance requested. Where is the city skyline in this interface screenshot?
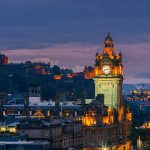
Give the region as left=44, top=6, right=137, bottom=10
left=0, top=0, right=150, bottom=83
left=0, top=1, right=149, bottom=149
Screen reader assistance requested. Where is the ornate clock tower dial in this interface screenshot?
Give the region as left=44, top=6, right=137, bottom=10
left=94, top=33, right=123, bottom=109
left=102, top=65, right=111, bottom=74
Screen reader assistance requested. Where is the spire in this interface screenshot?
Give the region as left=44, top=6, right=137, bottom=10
left=103, top=33, right=114, bottom=55
left=105, top=33, right=113, bottom=42
left=104, top=33, right=113, bottom=47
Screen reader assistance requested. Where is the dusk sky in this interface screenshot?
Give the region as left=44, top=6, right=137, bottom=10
left=0, top=0, right=150, bottom=83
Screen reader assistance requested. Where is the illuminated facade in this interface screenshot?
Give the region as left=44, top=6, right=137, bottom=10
left=82, top=101, right=132, bottom=149
left=82, top=34, right=132, bottom=150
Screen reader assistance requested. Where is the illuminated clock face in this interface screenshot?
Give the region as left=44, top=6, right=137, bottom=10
left=102, top=65, right=110, bottom=74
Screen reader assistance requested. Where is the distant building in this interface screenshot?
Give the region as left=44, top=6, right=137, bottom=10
left=84, top=66, right=94, bottom=79
left=126, top=86, right=150, bottom=125
left=0, top=54, right=8, bottom=65
left=127, top=87, right=150, bottom=101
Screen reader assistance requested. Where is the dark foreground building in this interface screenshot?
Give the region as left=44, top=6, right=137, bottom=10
left=16, top=118, right=82, bottom=149
left=0, top=141, right=50, bottom=150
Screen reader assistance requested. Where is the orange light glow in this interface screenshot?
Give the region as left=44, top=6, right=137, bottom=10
left=82, top=115, right=96, bottom=126
left=33, top=110, right=45, bottom=118
left=34, top=65, right=42, bottom=70
left=94, top=67, right=100, bottom=76
left=103, top=47, right=114, bottom=55
left=54, top=74, right=62, bottom=80
left=84, top=70, right=94, bottom=79
left=102, top=115, right=114, bottom=125
left=126, top=112, right=132, bottom=122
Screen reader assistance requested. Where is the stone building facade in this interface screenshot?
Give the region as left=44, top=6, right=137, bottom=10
left=17, top=118, right=82, bottom=149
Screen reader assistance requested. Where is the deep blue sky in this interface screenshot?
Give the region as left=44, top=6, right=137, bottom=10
left=0, top=0, right=150, bottom=83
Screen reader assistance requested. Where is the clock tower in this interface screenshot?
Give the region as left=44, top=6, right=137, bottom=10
left=94, top=33, right=123, bottom=109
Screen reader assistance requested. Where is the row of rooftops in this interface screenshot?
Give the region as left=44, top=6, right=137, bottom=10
left=3, top=100, right=81, bottom=109
left=0, top=113, right=81, bottom=127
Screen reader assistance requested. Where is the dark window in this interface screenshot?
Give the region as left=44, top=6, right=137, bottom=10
left=105, top=43, right=111, bottom=47
left=91, top=130, right=95, bottom=135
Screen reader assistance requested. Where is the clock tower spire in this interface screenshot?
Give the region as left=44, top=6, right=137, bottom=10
left=103, top=33, right=114, bottom=55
